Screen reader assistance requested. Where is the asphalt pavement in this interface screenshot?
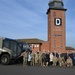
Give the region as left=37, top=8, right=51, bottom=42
left=0, top=64, right=75, bottom=75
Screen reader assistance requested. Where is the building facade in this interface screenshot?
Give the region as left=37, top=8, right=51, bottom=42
left=18, top=0, right=75, bottom=54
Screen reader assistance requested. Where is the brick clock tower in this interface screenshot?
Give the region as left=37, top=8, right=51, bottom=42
left=47, top=0, right=67, bottom=53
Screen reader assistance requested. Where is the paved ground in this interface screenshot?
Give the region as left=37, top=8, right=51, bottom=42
left=0, top=64, right=75, bottom=75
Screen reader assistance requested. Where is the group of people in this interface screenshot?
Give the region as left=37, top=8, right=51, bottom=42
left=20, top=50, right=73, bottom=67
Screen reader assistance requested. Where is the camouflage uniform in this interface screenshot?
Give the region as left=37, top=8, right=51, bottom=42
left=35, top=52, right=38, bottom=65
left=21, top=51, right=28, bottom=67
left=53, top=55, right=58, bottom=66
left=65, top=57, right=73, bottom=67
left=38, top=52, right=42, bottom=66
left=31, top=52, right=35, bottom=66
left=58, top=57, right=65, bottom=67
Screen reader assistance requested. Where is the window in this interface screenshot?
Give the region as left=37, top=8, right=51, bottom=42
left=17, top=46, right=21, bottom=56
left=55, top=3, right=63, bottom=8
left=10, top=41, right=17, bottom=51
left=3, top=39, right=10, bottom=48
left=49, top=2, right=54, bottom=8
left=60, top=40, right=62, bottom=42
left=37, top=45, right=39, bottom=47
left=54, top=45, right=56, bottom=48
left=32, top=44, right=34, bottom=49
left=60, top=46, right=63, bottom=49
left=54, top=40, right=56, bottom=42
left=10, top=41, right=17, bottom=57
left=35, top=45, right=36, bottom=47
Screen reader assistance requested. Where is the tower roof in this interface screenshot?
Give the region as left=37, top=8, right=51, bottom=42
left=46, top=0, right=67, bottom=14
left=48, top=0, right=64, bottom=9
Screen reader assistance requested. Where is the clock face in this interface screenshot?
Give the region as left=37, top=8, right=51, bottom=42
left=54, top=18, right=62, bottom=26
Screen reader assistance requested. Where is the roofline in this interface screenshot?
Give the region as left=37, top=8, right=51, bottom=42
left=46, top=8, right=67, bottom=14
left=27, top=43, right=42, bottom=44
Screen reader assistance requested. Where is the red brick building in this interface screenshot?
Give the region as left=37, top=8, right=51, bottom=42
left=18, top=0, right=75, bottom=54
left=18, top=38, right=74, bottom=54
left=47, top=0, right=66, bottom=53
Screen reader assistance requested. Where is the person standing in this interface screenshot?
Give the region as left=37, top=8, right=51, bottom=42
left=28, top=52, right=32, bottom=66
left=49, top=53, right=53, bottom=65
left=42, top=50, right=46, bottom=66
left=35, top=51, right=38, bottom=65
left=45, top=51, right=50, bottom=66
left=31, top=51, right=35, bottom=66
left=38, top=51, right=42, bottom=66
left=21, top=50, right=28, bottom=67
left=53, top=55, right=58, bottom=66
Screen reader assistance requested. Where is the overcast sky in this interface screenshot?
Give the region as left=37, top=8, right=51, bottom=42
left=0, top=0, right=75, bottom=48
